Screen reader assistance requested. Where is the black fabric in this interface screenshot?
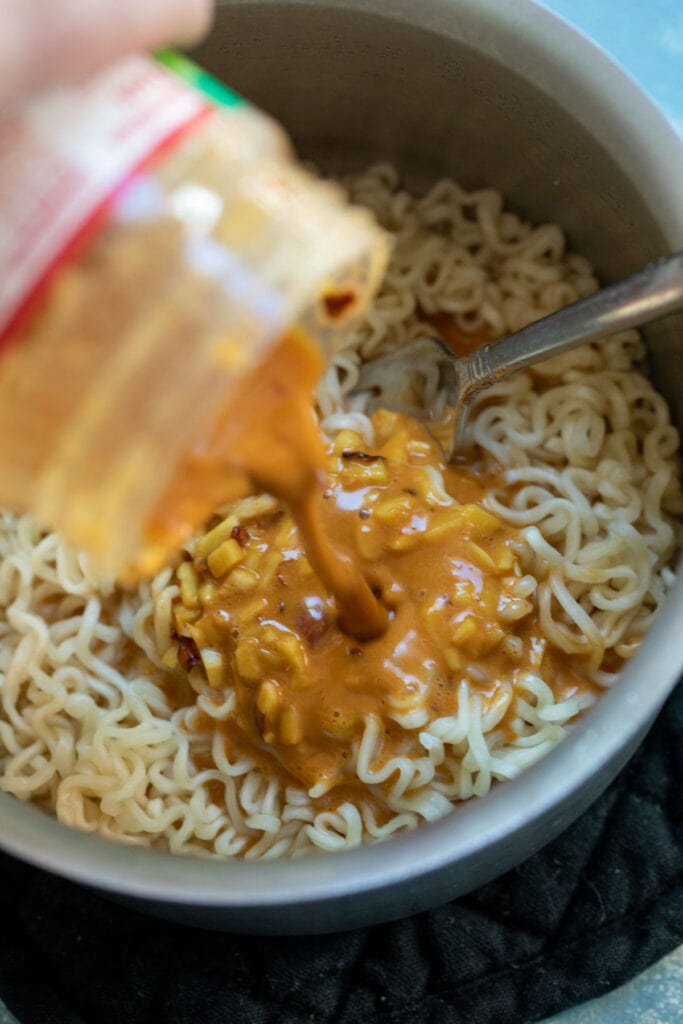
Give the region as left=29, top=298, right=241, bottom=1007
left=1, top=683, right=682, bottom=1024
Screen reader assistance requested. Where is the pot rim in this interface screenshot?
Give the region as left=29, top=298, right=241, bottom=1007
left=1, top=0, right=682, bottom=910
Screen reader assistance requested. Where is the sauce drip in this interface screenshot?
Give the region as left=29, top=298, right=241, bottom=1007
left=148, top=329, right=387, bottom=641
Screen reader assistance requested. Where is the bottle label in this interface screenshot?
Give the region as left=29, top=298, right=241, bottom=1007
left=0, top=55, right=237, bottom=343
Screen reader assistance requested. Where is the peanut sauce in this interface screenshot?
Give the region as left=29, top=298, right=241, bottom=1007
left=170, top=410, right=599, bottom=798
left=145, top=313, right=489, bottom=640
left=420, top=311, right=492, bottom=357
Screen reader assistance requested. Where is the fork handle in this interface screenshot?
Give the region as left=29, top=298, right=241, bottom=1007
left=462, top=250, right=683, bottom=397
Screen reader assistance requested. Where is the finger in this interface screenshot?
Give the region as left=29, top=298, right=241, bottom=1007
left=0, top=0, right=215, bottom=102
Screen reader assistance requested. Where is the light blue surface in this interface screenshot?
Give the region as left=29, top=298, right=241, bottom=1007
left=543, top=0, right=683, bottom=133
left=547, top=945, right=683, bottom=1024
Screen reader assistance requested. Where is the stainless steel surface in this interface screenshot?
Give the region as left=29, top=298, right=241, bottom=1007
left=1, top=0, right=682, bottom=934
left=354, top=251, right=683, bottom=450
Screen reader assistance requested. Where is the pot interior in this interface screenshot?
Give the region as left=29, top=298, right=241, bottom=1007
left=193, top=0, right=683, bottom=424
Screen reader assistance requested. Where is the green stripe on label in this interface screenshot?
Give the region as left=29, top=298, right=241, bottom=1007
left=155, top=50, right=244, bottom=108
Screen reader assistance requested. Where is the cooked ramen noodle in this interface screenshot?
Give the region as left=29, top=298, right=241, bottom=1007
left=1, top=164, right=681, bottom=857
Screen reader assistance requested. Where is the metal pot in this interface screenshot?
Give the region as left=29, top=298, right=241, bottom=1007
left=1, top=0, right=682, bottom=934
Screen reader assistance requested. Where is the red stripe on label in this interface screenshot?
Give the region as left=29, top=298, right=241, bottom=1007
left=0, top=104, right=213, bottom=350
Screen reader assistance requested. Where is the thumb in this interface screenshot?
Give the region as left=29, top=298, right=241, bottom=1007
left=0, top=0, right=215, bottom=102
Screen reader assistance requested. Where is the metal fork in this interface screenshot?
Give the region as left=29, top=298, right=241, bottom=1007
left=352, top=251, right=683, bottom=455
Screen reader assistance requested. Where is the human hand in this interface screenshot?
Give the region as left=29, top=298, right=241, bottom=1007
left=0, top=0, right=214, bottom=102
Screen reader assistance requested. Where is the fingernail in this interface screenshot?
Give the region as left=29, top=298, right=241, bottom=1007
left=151, top=0, right=215, bottom=47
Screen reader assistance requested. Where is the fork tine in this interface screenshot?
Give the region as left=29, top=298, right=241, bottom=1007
left=350, top=336, right=469, bottom=455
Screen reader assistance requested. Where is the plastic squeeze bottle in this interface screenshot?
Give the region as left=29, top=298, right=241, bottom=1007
left=0, top=52, right=389, bottom=580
